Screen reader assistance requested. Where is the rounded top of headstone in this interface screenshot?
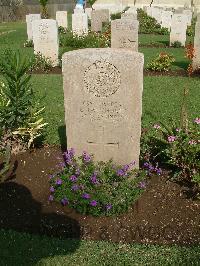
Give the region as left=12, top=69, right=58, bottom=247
left=62, top=48, right=144, bottom=63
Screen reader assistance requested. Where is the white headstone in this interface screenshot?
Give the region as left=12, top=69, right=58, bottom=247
left=32, top=19, right=59, bottom=66
left=193, top=15, right=200, bottom=70
left=72, top=13, right=88, bottom=36
left=85, top=8, right=92, bottom=19
left=111, top=19, right=139, bottom=51
left=170, top=14, right=188, bottom=46
left=161, top=10, right=173, bottom=30
left=56, top=11, right=68, bottom=28
left=62, top=48, right=144, bottom=167
left=74, top=8, right=84, bottom=14
left=26, top=14, right=41, bottom=41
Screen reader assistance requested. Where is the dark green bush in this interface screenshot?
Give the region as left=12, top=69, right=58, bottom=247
left=171, top=41, right=183, bottom=48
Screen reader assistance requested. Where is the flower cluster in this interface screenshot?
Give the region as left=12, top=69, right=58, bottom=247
left=141, top=119, right=200, bottom=191
left=49, top=149, right=147, bottom=216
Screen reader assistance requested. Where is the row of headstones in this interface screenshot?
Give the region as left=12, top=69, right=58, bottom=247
left=144, top=6, right=193, bottom=47
left=25, top=8, right=139, bottom=66
left=25, top=8, right=200, bottom=70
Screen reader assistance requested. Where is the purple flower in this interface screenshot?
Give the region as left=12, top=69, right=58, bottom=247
left=61, top=198, right=69, bottom=206
left=117, top=169, right=124, bottom=176
left=168, top=136, right=176, bottom=143
left=48, top=195, right=54, bottom=201
left=70, top=175, right=78, bottom=182
left=156, top=168, right=162, bottom=175
left=123, top=164, right=130, bottom=172
left=194, top=117, right=200, bottom=125
left=71, top=184, right=79, bottom=191
left=64, top=148, right=75, bottom=165
left=55, top=178, right=62, bottom=185
left=148, top=165, right=155, bottom=172
left=82, top=151, right=91, bottom=163
left=50, top=186, right=55, bottom=193
left=105, top=204, right=112, bottom=211
left=90, top=200, right=98, bottom=207
left=153, top=124, right=161, bottom=129
left=82, top=193, right=90, bottom=199
left=138, top=181, right=146, bottom=189
left=129, top=161, right=136, bottom=167
left=143, top=162, right=149, bottom=168
left=90, top=172, right=99, bottom=185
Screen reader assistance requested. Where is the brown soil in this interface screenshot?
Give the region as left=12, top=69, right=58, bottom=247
left=144, top=69, right=188, bottom=77
left=0, top=146, right=199, bottom=245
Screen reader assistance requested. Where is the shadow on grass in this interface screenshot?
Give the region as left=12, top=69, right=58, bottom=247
left=158, top=40, right=169, bottom=46
left=0, top=181, right=81, bottom=265
left=58, top=125, right=67, bottom=152
left=172, top=61, right=189, bottom=70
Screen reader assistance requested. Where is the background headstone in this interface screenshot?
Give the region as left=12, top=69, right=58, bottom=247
left=62, top=48, right=144, bottom=167
left=161, top=10, right=173, bottom=30
left=56, top=11, right=68, bottom=28
left=91, top=9, right=110, bottom=32
left=32, top=19, right=59, bottom=66
left=111, top=19, right=139, bottom=51
left=121, top=13, right=137, bottom=20
left=74, top=8, right=84, bottom=14
left=193, top=15, right=200, bottom=69
left=170, top=14, right=188, bottom=46
left=26, top=14, right=41, bottom=40
left=85, top=7, right=92, bottom=19
left=72, top=13, right=88, bottom=36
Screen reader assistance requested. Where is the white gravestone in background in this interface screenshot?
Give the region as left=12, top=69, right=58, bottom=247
left=56, top=11, right=68, bottom=28
left=111, top=19, right=139, bottom=51
left=85, top=8, right=92, bottom=19
left=72, top=13, right=88, bottom=36
left=170, top=14, right=188, bottom=46
left=161, top=10, right=173, bottom=30
left=32, top=19, right=59, bottom=66
left=26, top=14, right=41, bottom=40
left=192, top=15, right=200, bottom=70
left=62, top=48, right=144, bottom=167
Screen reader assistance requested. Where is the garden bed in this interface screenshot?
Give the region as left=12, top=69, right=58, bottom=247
left=0, top=146, right=199, bottom=246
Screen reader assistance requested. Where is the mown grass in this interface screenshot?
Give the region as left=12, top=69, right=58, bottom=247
left=0, top=229, right=200, bottom=266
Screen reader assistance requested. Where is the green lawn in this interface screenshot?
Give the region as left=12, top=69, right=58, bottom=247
left=0, top=229, right=200, bottom=266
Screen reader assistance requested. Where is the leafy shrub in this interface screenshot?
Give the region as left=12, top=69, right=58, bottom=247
left=186, top=17, right=196, bottom=36
left=30, top=52, right=53, bottom=73
left=59, top=30, right=110, bottom=49
left=171, top=41, right=183, bottom=48
left=58, top=26, right=67, bottom=34
left=110, top=12, right=121, bottom=20
left=141, top=119, right=200, bottom=195
left=146, top=52, right=175, bottom=72
left=137, top=8, right=169, bottom=35
left=49, top=149, right=149, bottom=216
left=0, top=50, right=47, bottom=150
left=39, top=0, right=49, bottom=18
left=23, top=39, right=33, bottom=48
